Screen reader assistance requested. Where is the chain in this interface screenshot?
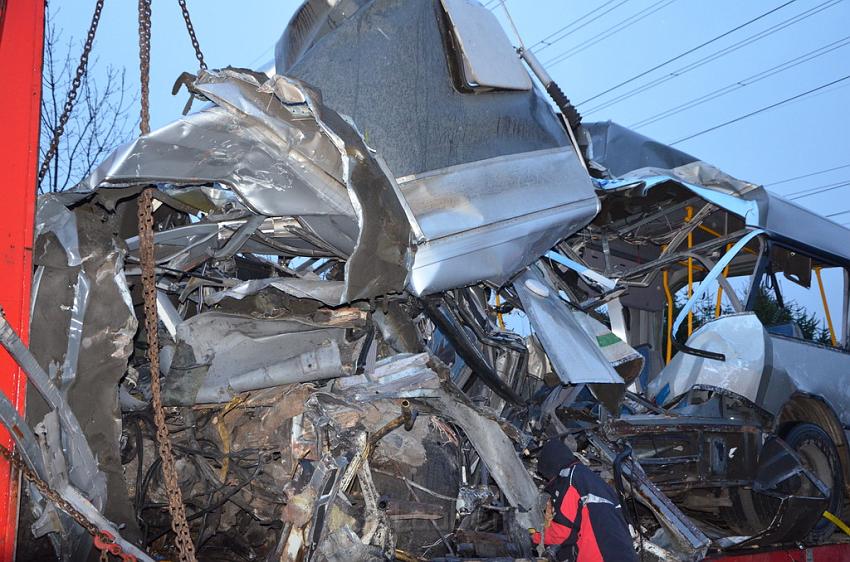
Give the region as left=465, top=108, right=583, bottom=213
left=138, top=0, right=152, bottom=135
left=0, top=444, right=134, bottom=561
left=37, top=0, right=106, bottom=188
left=177, top=0, right=207, bottom=70
left=137, top=189, right=197, bottom=561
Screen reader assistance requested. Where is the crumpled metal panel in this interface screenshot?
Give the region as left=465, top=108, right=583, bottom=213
left=648, top=313, right=768, bottom=408
left=279, top=0, right=571, bottom=179
left=402, top=147, right=598, bottom=295
left=28, top=195, right=142, bottom=554
left=206, top=278, right=345, bottom=307
left=589, top=122, right=850, bottom=263
left=439, top=0, right=532, bottom=91
left=85, top=70, right=352, bottom=218
left=34, top=195, right=82, bottom=267
left=514, top=267, right=625, bottom=386
left=84, top=69, right=412, bottom=302
left=164, top=311, right=364, bottom=405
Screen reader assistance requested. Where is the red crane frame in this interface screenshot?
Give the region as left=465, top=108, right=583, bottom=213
left=0, top=0, right=44, bottom=558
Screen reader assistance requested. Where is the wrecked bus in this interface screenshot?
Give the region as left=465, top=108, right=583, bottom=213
left=4, top=1, right=848, bottom=561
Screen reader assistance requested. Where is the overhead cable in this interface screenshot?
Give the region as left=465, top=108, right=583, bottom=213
left=581, top=0, right=840, bottom=116
left=765, top=163, right=850, bottom=187
left=670, top=74, right=850, bottom=146
left=530, top=0, right=631, bottom=53
left=629, top=35, right=850, bottom=129
left=786, top=178, right=850, bottom=200
left=543, top=0, right=678, bottom=68
left=577, top=0, right=797, bottom=106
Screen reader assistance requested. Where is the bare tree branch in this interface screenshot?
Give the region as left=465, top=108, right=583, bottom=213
left=38, top=5, right=138, bottom=193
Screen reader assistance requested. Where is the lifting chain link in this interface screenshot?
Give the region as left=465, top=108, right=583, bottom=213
left=137, top=0, right=152, bottom=135
left=37, top=0, right=105, bottom=188
left=0, top=444, right=135, bottom=561
left=137, top=3, right=196, bottom=558
left=177, top=0, right=207, bottom=70
left=137, top=189, right=197, bottom=561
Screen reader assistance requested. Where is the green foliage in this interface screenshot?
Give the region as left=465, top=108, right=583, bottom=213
left=749, top=285, right=832, bottom=344
left=663, top=284, right=833, bottom=354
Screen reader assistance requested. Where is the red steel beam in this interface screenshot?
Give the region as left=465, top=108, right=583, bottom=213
left=0, top=0, right=44, bottom=558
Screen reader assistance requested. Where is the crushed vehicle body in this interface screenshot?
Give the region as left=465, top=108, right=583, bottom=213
left=10, top=1, right=850, bottom=561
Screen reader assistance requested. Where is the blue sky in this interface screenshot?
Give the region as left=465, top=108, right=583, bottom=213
left=53, top=0, right=849, bottom=335
left=54, top=0, right=850, bottom=211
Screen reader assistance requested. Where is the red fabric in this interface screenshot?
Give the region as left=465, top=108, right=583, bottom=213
left=576, top=509, right=604, bottom=562
left=531, top=485, right=606, bottom=562
left=532, top=486, right=581, bottom=545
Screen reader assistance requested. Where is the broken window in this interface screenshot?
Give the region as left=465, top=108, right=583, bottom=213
left=751, top=243, right=847, bottom=348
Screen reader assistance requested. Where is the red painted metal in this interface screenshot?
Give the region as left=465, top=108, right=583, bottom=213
left=709, top=542, right=850, bottom=562
left=0, top=0, right=44, bottom=559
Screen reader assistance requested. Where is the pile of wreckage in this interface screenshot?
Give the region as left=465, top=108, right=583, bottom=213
left=8, top=1, right=850, bottom=560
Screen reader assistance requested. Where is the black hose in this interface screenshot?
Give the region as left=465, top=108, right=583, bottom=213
left=612, top=445, right=635, bottom=527
left=546, top=82, right=582, bottom=130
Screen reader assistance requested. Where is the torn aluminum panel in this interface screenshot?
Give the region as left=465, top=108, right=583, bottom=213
left=27, top=194, right=142, bottom=557
left=205, top=278, right=344, bottom=307
left=571, top=310, right=644, bottom=384
left=279, top=0, right=571, bottom=179
left=34, top=195, right=82, bottom=267
left=647, top=313, right=768, bottom=408
left=439, top=0, right=532, bottom=91
left=85, top=69, right=412, bottom=302
left=428, top=385, right=544, bottom=534
left=163, top=310, right=366, bottom=405
left=400, top=146, right=598, bottom=295
left=514, top=266, right=625, bottom=389
left=589, top=123, right=850, bottom=265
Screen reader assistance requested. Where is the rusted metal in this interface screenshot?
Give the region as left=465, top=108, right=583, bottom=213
left=137, top=190, right=196, bottom=561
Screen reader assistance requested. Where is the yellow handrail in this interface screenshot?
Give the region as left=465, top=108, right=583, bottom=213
left=715, top=243, right=733, bottom=318
left=685, top=206, right=694, bottom=336
left=495, top=292, right=506, bottom=329
left=814, top=266, right=838, bottom=346
left=664, top=267, right=673, bottom=364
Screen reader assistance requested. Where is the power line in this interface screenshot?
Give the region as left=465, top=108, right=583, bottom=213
left=670, top=74, right=850, bottom=145
left=543, top=0, right=678, bottom=68
left=530, top=0, right=631, bottom=53
left=765, top=163, right=850, bottom=187
left=827, top=209, right=850, bottom=218
left=629, top=35, right=850, bottom=129
left=577, top=0, right=797, bottom=106
left=787, top=178, right=850, bottom=200
left=581, top=0, right=841, bottom=116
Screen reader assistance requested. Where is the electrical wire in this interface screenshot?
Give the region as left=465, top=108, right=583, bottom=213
left=581, top=0, right=841, bottom=116
left=827, top=209, right=850, bottom=218
left=764, top=163, right=850, bottom=187
left=670, top=73, right=850, bottom=145
left=577, top=0, right=797, bottom=106
left=629, top=34, right=850, bottom=129
left=786, top=178, right=850, bottom=200
left=544, top=0, right=678, bottom=68
left=529, top=0, right=631, bottom=53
